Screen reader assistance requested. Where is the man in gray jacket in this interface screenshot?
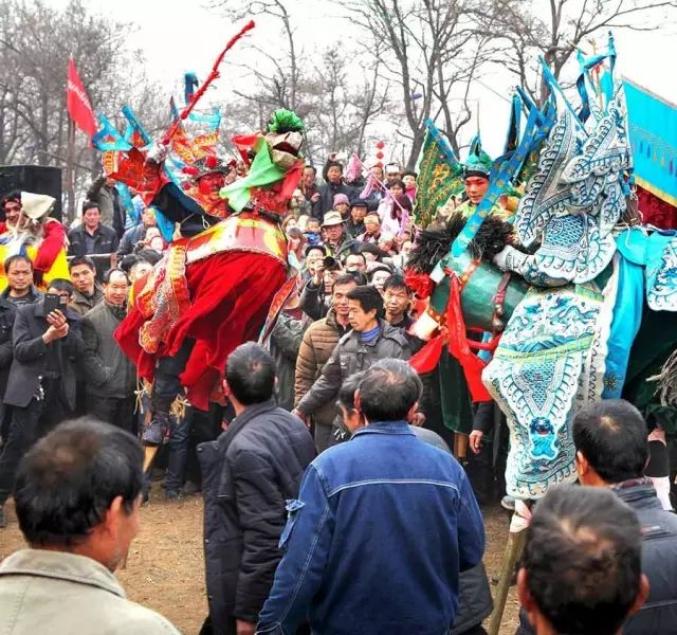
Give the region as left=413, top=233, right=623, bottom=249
left=81, top=268, right=136, bottom=433
left=294, top=285, right=410, bottom=442
left=0, top=418, right=180, bottom=634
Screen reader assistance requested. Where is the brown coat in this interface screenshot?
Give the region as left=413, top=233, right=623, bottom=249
left=294, top=309, right=348, bottom=428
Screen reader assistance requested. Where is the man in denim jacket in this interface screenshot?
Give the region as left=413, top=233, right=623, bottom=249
left=258, top=359, right=485, bottom=634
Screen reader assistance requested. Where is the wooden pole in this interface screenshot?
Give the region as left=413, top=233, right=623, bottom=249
left=65, top=118, right=76, bottom=223
left=488, top=515, right=528, bottom=635
left=453, top=432, right=469, bottom=462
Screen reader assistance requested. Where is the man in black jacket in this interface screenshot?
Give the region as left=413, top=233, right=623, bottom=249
left=0, top=292, right=17, bottom=448
left=116, top=207, right=157, bottom=257
left=517, top=399, right=677, bottom=635
left=86, top=175, right=126, bottom=238
left=1, top=255, right=41, bottom=308
left=0, top=279, right=83, bottom=528
left=67, top=201, right=119, bottom=280
left=294, top=286, right=411, bottom=442
left=198, top=342, right=315, bottom=635
left=313, top=159, right=355, bottom=220
left=68, top=256, right=103, bottom=317
left=0, top=255, right=40, bottom=446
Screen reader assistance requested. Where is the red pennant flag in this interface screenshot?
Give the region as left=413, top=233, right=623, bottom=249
left=66, top=57, right=96, bottom=139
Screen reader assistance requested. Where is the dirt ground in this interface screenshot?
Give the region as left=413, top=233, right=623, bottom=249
left=0, top=489, right=520, bottom=635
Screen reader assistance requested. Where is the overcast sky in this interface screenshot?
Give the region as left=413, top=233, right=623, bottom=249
left=51, top=0, right=677, bottom=160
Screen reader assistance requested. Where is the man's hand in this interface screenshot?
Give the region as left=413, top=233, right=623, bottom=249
left=43, top=310, right=69, bottom=343
left=46, top=309, right=66, bottom=327
left=310, top=192, right=320, bottom=203
left=235, top=619, right=255, bottom=635
left=409, top=411, right=426, bottom=427
left=312, top=265, right=325, bottom=287
left=292, top=408, right=309, bottom=427
left=468, top=430, right=484, bottom=454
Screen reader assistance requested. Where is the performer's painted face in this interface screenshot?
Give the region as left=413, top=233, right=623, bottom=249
left=464, top=176, right=490, bottom=204
left=197, top=172, right=226, bottom=196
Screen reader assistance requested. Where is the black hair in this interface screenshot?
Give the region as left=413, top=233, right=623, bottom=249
left=332, top=273, right=359, bottom=291
left=4, top=254, right=33, bottom=273
left=350, top=199, right=369, bottom=209
left=368, top=264, right=393, bottom=282
left=383, top=273, right=411, bottom=294
left=102, top=268, right=130, bottom=285
left=346, top=285, right=383, bottom=316
left=523, top=485, right=642, bottom=635
left=358, top=359, right=422, bottom=422
left=304, top=164, right=316, bottom=174
left=394, top=194, right=413, bottom=213
left=323, top=160, right=344, bottom=182
left=13, top=418, right=144, bottom=547
left=573, top=399, right=648, bottom=483
left=118, top=254, right=139, bottom=274
left=348, top=271, right=368, bottom=286
left=338, top=371, right=366, bottom=411
left=226, top=342, right=276, bottom=405
left=305, top=243, right=326, bottom=257
left=403, top=170, right=417, bottom=179
left=135, top=248, right=162, bottom=266
left=344, top=252, right=367, bottom=266
left=386, top=179, right=405, bottom=190
left=287, top=226, right=304, bottom=239
left=1, top=190, right=21, bottom=208
left=130, top=258, right=152, bottom=274
left=47, top=278, right=74, bottom=295
left=359, top=242, right=384, bottom=258
left=68, top=255, right=96, bottom=273
left=82, top=200, right=100, bottom=214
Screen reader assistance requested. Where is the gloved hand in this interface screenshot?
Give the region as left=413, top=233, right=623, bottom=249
left=145, top=142, right=169, bottom=164
left=493, top=245, right=528, bottom=272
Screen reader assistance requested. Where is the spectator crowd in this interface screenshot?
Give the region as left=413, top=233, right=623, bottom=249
left=0, top=155, right=676, bottom=635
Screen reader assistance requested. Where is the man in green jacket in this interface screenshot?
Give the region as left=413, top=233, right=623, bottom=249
left=0, top=418, right=180, bottom=634
left=81, top=268, right=136, bottom=433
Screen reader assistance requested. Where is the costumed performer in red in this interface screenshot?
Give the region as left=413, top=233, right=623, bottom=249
left=115, top=109, right=305, bottom=444
left=0, top=191, right=68, bottom=292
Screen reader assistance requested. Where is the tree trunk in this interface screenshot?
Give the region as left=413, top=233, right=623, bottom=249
left=406, top=129, right=425, bottom=170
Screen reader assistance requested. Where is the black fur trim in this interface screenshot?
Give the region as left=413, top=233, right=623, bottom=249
left=408, top=212, right=513, bottom=274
